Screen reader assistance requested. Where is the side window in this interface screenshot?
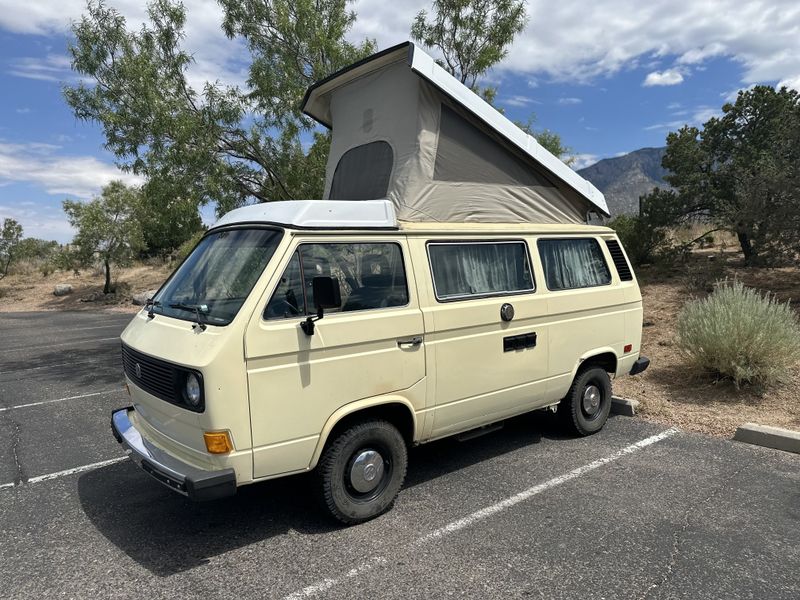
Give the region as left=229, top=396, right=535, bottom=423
left=263, top=252, right=303, bottom=319
left=264, top=243, right=408, bottom=319
left=537, top=238, right=612, bottom=291
left=428, top=241, right=534, bottom=301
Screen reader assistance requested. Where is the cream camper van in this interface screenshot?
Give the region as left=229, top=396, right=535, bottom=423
left=111, top=43, right=649, bottom=524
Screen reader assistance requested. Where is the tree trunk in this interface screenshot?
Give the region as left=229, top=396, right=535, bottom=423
left=104, top=258, right=111, bottom=294
left=736, top=230, right=756, bottom=265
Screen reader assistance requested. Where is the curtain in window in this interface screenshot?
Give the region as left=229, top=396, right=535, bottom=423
left=429, top=243, right=533, bottom=299
left=538, top=239, right=611, bottom=291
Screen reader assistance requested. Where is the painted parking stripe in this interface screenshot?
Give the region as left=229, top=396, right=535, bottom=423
left=0, top=457, right=129, bottom=489
left=0, top=457, right=128, bottom=490
left=283, top=427, right=680, bottom=600
left=0, top=389, right=122, bottom=412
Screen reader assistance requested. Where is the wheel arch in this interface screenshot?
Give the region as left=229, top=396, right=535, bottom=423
left=573, top=347, right=619, bottom=380
left=308, top=397, right=418, bottom=470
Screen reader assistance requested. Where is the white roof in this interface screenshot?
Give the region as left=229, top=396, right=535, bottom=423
left=302, top=42, right=608, bottom=216
left=212, top=199, right=398, bottom=229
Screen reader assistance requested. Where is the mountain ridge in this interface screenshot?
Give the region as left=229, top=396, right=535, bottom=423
left=578, top=147, right=670, bottom=217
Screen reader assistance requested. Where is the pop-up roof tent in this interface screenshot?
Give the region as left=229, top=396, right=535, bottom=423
left=301, top=42, right=609, bottom=224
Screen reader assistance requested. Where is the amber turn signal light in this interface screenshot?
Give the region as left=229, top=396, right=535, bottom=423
left=204, top=431, right=234, bottom=454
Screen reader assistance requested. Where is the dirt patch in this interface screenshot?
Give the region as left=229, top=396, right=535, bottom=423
left=0, top=264, right=171, bottom=314
left=615, top=258, right=800, bottom=437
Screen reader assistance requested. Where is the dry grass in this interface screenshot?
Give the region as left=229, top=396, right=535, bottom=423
left=0, top=263, right=172, bottom=314
left=615, top=255, right=800, bottom=437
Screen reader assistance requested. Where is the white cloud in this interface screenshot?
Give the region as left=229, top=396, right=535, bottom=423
left=677, top=43, right=726, bottom=65
left=349, top=0, right=800, bottom=87
left=0, top=1, right=248, bottom=90
left=557, top=97, right=582, bottom=105
left=4, top=1, right=799, bottom=90
left=643, top=69, right=684, bottom=86
left=503, top=95, right=534, bottom=107
left=15, top=108, right=31, bottom=114
left=777, top=75, right=800, bottom=91
left=644, top=104, right=721, bottom=131
left=8, top=54, right=74, bottom=82
left=0, top=202, right=75, bottom=242
left=570, top=154, right=600, bottom=170
left=0, top=142, right=142, bottom=198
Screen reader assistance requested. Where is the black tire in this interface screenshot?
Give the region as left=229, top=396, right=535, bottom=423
left=559, top=366, right=613, bottom=436
left=316, top=420, right=407, bottom=525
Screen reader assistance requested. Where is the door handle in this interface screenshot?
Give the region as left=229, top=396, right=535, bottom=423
left=397, top=336, right=423, bottom=348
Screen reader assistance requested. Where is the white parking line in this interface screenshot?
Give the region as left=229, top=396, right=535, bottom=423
left=283, top=427, right=680, bottom=600
left=0, top=389, right=122, bottom=412
left=0, top=457, right=128, bottom=490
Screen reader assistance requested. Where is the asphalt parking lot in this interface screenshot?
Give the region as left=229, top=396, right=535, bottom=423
left=1, top=310, right=798, bottom=599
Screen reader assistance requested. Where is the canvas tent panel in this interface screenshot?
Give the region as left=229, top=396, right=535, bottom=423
left=434, top=104, right=551, bottom=187
left=306, top=42, right=607, bottom=224
left=324, top=61, right=420, bottom=200
left=405, top=181, right=587, bottom=224
left=329, top=141, right=394, bottom=200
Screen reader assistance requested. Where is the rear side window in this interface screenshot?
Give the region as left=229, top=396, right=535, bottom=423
left=538, top=238, right=612, bottom=291
left=264, top=242, right=408, bottom=319
left=428, top=241, right=534, bottom=301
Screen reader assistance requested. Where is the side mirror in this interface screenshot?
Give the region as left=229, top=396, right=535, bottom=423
left=300, top=277, right=341, bottom=335
left=312, top=276, right=341, bottom=310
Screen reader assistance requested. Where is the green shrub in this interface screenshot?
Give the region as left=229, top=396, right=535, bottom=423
left=677, top=279, right=800, bottom=387
left=608, top=214, right=669, bottom=266
left=175, top=230, right=205, bottom=261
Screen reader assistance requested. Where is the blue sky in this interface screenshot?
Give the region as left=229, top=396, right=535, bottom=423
left=1, top=0, right=798, bottom=242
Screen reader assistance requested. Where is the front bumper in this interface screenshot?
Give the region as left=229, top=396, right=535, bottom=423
left=111, top=407, right=236, bottom=501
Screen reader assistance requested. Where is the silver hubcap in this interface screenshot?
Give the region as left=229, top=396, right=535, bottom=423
left=349, top=449, right=385, bottom=494
left=582, top=385, right=602, bottom=416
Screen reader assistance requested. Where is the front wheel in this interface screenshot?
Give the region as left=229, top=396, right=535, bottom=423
left=559, top=367, right=613, bottom=436
left=316, top=420, right=408, bottom=525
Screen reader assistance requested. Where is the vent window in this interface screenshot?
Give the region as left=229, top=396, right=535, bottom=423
left=605, top=239, right=633, bottom=281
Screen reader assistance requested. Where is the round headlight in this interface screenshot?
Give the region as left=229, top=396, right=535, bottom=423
left=185, top=373, right=201, bottom=406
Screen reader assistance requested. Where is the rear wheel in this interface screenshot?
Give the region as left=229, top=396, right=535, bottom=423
left=559, top=366, right=612, bottom=436
left=316, top=420, right=407, bottom=525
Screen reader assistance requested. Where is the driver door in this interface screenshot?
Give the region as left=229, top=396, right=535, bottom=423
left=244, top=237, right=427, bottom=479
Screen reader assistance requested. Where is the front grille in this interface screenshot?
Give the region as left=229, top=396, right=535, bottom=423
left=121, top=344, right=196, bottom=410
left=605, top=239, right=633, bottom=281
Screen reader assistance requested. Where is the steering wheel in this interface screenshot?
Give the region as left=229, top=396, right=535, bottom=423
left=265, top=298, right=300, bottom=319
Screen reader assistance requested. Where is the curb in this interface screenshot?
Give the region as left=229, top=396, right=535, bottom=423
left=611, top=396, right=639, bottom=417
left=733, top=423, right=800, bottom=454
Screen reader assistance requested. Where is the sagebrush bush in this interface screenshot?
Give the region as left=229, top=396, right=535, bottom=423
left=677, top=279, right=800, bottom=387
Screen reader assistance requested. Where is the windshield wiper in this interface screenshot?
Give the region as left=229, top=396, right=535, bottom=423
left=169, top=302, right=209, bottom=331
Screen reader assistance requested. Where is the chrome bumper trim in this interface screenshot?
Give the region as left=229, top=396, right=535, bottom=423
left=111, top=407, right=236, bottom=501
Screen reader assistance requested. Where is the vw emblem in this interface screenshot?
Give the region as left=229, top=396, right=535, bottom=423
left=135, top=363, right=142, bottom=378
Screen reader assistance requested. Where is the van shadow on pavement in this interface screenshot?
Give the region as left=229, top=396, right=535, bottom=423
left=77, top=411, right=572, bottom=577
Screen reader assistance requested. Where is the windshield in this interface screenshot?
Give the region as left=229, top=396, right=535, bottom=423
left=152, top=228, right=282, bottom=326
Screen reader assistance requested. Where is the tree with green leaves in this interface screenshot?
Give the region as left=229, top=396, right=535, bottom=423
left=65, top=0, right=375, bottom=216
left=654, top=85, right=800, bottom=264
left=411, top=0, right=527, bottom=89
left=15, top=237, right=59, bottom=262
left=63, top=181, right=145, bottom=294
left=0, top=218, right=23, bottom=279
